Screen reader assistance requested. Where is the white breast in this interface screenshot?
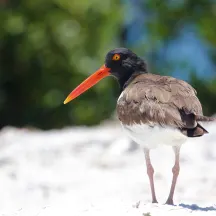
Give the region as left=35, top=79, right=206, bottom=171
left=117, top=91, right=124, bottom=103
left=121, top=123, right=188, bottom=149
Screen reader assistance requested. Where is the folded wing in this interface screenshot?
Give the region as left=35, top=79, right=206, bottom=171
left=117, top=73, right=208, bottom=137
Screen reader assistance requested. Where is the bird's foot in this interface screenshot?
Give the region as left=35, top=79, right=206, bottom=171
left=165, top=199, right=174, bottom=205
left=152, top=199, right=158, bottom=204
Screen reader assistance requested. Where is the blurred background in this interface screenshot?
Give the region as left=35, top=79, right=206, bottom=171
left=1, top=0, right=216, bottom=129
left=0, top=1, right=216, bottom=215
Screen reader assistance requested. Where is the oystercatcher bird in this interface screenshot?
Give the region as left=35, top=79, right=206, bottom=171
left=64, top=48, right=215, bottom=205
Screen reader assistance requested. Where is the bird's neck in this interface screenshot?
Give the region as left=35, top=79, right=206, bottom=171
left=119, top=59, right=148, bottom=91
left=118, top=71, right=145, bottom=92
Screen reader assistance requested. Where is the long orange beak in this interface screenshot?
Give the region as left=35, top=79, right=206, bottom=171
left=64, top=64, right=111, bottom=104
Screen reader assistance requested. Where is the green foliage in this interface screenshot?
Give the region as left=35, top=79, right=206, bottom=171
left=190, top=74, right=216, bottom=115
left=142, top=0, right=216, bottom=42
left=0, top=0, right=122, bottom=129
left=1, top=0, right=216, bottom=129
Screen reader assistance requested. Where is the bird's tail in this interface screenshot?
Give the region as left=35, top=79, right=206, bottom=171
left=195, top=115, right=216, bottom=122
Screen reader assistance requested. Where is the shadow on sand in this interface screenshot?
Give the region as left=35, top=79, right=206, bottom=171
left=179, top=203, right=216, bottom=211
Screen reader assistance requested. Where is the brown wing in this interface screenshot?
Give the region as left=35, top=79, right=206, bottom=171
left=117, top=73, right=207, bottom=136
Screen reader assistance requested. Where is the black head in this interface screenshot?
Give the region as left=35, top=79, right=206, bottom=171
left=104, top=48, right=147, bottom=89
left=64, top=48, right=147, bottom=104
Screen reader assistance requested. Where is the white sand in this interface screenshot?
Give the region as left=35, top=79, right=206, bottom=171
left=0, top=122, right=215, bottom=216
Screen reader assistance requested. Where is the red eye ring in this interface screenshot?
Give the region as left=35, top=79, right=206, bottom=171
left=112, top=54, right=121, bottom=61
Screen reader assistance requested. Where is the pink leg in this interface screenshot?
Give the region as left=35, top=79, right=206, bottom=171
left=144, top=148, right=158, bottom=203
left=165, top=146, right=181, bottom=205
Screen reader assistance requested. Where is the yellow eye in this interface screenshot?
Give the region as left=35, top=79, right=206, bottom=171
left=112, top=54, right=121, bottom=61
